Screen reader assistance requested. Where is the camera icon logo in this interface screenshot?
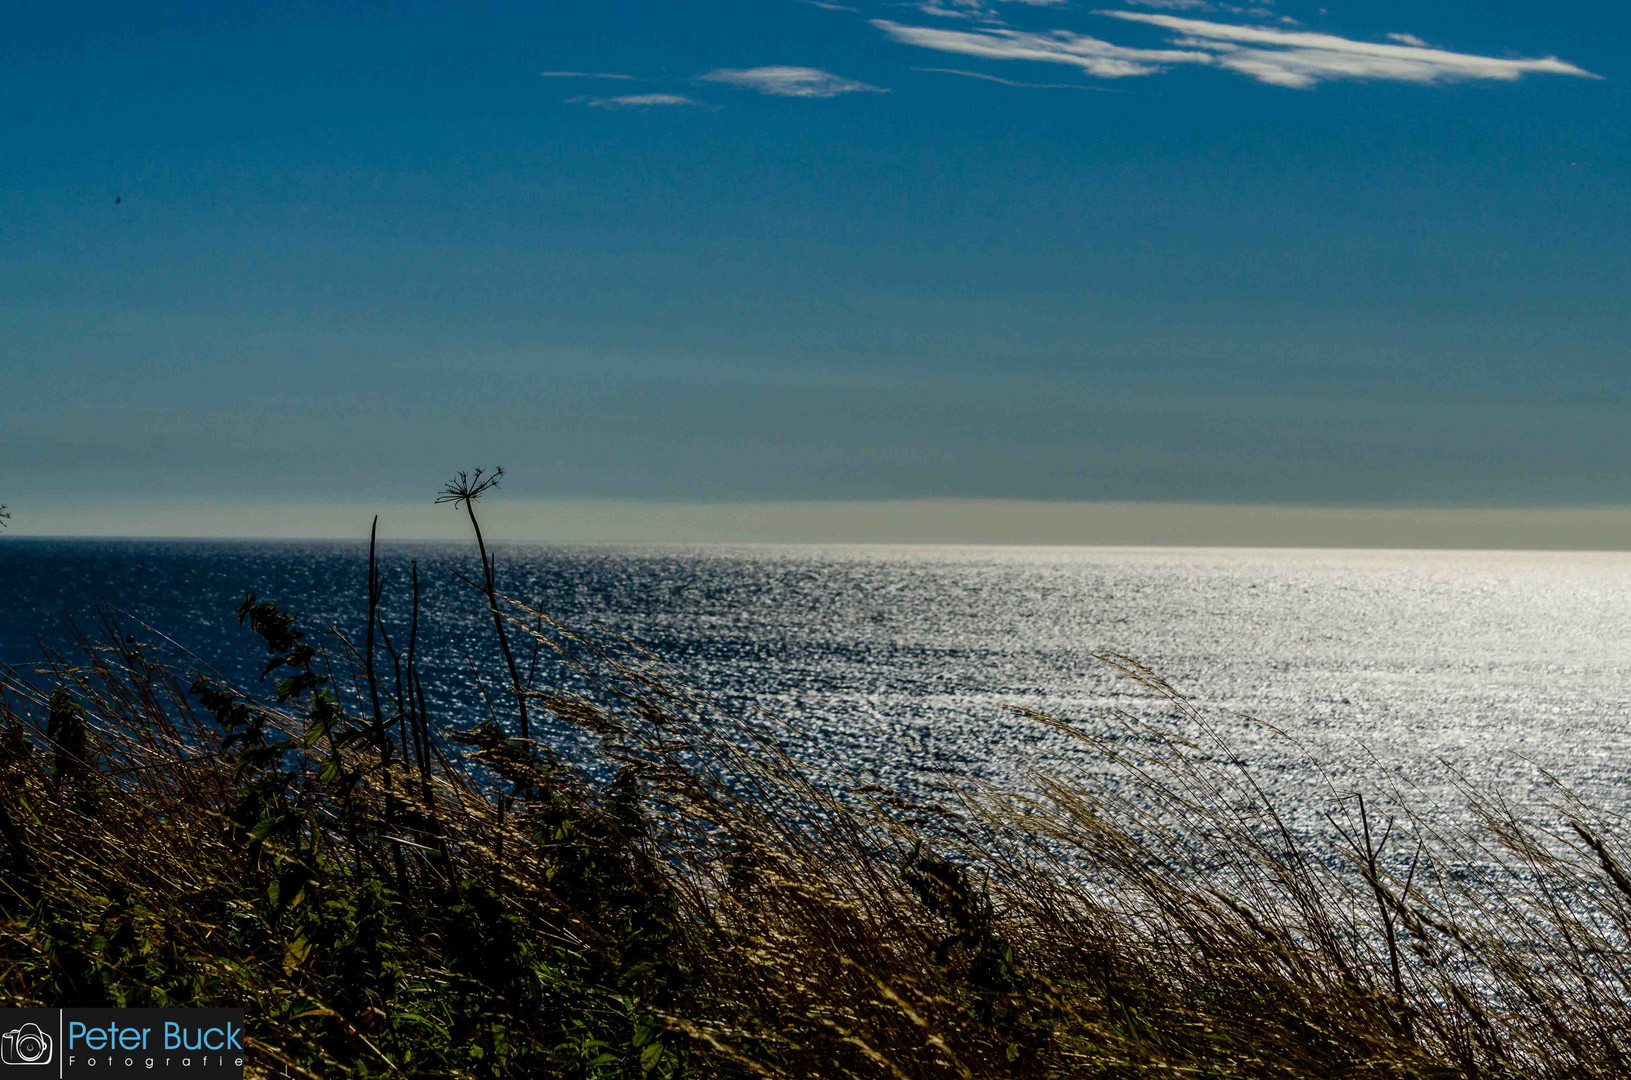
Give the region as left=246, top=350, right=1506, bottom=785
left=0, top=1023, right=53, bottom=1066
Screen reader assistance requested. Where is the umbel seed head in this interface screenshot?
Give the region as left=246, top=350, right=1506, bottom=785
left=436, top=467, right=504, bottom=510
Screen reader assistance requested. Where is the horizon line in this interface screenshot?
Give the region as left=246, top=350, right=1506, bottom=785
left=6, top=498, right=1631, bottom=551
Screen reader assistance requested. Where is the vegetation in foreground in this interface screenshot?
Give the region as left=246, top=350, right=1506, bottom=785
left=2, top=481, right=1630, bottom=1079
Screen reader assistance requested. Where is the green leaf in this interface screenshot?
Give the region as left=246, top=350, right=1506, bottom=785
left=282, top=937, right=311, bottom=974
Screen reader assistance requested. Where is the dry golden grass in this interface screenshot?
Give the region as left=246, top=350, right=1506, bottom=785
left=2, top=496, right=1628, bottom=1077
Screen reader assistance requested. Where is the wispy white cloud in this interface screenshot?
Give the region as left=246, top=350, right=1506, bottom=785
left=1386, top=32, right=1429, bottom=47
left=1103, top=0, right=1287, bottom=14
left=873, top=19, right=1209, bottom=78
left=874, top=12, right=1596, bottom=88
left=914, top=66, right=1126, bottom=90
left=540, top=70, right=636, bottom=80
left=917, top=2, right=984, bottom=18
left=914, top=0, right=1069, bottom=20
left=569, top=93, right=695, bottom=109
left=1100, top=11, right=1600, bottom=86
left=700, top=66, right=888, bottom=97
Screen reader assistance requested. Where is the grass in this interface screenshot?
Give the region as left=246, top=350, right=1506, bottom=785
left=2, top=485, right=1630, bottom=1078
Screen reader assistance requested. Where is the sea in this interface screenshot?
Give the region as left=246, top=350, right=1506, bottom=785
left=3, top=540, right=1629, bottom=831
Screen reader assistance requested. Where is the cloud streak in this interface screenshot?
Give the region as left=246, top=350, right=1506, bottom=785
left=540, top=70, right=636, bottom=80
left=569, top=93, right=695, bottom=109
left=1099, top=11, right=1598, bottom=86
left=874, top=12, right=1597, bottom=88
left=913, top=66, right=1125, bottom=90
left=874, top=20, right=1208, bottom=78
left=915, top=0, right=1071, bottom=20
left=700, top=66, right=887, bottom=97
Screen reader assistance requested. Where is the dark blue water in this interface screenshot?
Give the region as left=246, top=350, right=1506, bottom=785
left=4, top=539, right=1630, bottom=825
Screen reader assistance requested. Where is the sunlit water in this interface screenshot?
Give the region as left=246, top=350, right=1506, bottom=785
left=3, top=541, right=1629, bottom=830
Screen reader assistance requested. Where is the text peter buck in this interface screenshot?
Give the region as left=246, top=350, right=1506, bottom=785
left=0, top=1009, right=244, bottom=1079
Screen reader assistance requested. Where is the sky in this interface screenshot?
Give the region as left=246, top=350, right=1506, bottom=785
left=2, top=0, right=1627, bottom=540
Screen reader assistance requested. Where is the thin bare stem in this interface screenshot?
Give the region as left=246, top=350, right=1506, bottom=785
left=437, top=467, right=529, bottom=741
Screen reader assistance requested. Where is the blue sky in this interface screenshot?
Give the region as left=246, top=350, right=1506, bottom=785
left=2, top=0, right=1627, bottom=532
